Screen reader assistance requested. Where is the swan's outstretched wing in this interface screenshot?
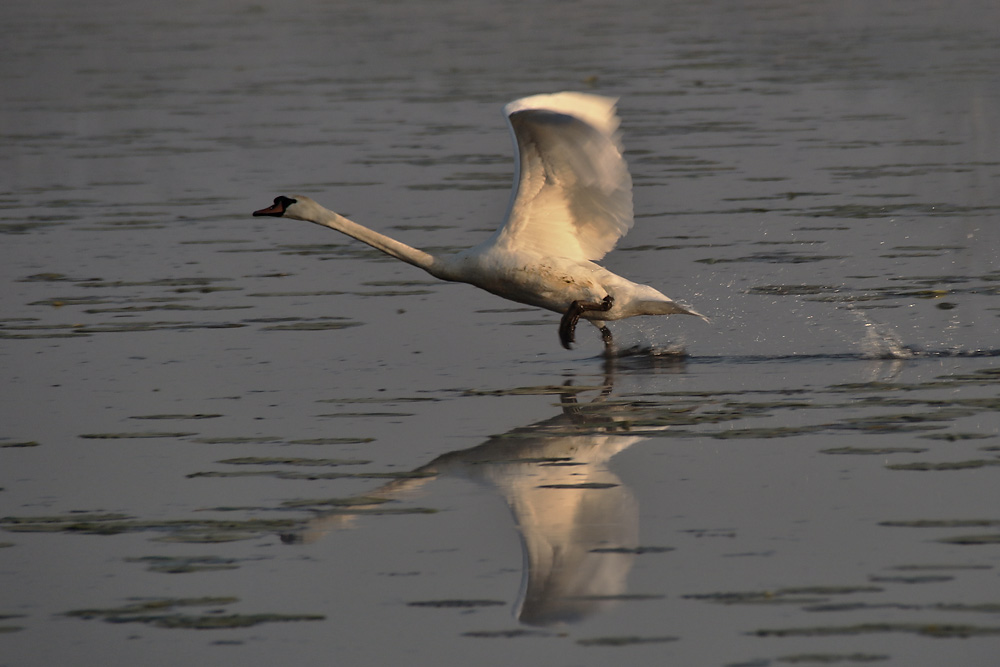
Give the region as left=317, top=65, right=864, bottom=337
left=490, top=92, right=634, bottom=262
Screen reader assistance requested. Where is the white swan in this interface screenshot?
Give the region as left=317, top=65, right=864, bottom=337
left=253, top=92, right=706, bottom=349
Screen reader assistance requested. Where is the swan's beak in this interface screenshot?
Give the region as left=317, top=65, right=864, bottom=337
left=253, top=201, right=286, bottom=217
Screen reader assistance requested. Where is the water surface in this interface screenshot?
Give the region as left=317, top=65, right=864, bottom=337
left=2, top=1, right=999, bottom=665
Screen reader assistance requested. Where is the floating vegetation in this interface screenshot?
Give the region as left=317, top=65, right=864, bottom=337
left=937, top=534, right=1000, bottom=545
left=75, top=277, right=234, bottom=289
left=686, top=586, right=882, bottom=607
left=279, top=496, right=392, bottom=508
left=709, top=426, right=823, bottom=439
left=317, top=411, right=414, bottom=419
left=1, top=512, right=132, bottom=527
left=125, top=555, right=250, bottom=574
left=1, top=441, right=40, bottom=448
left=751, top=622, right=1000, bottom=638
left=190, top=436, right=283, bottom=444
left=130, top=414, right=222, bottom=420
left=216, top=456, right=371, bottom=467
left=697, top=251, right=845, bottom=265
left=462, top=629, right=552, bottom=638
left=71, top=322, right=246, bottom=334
left=83, top=304, right=251, bottom=314
left=261, top=319, right=363, bottom=331
left=879, top=519, right=1000, bottom=529
left=79, top=432, right=197, bottom=440
left=247, top=290, right=345, bottom=297
left=886, top=459, right=1000, bottom=471
left=590, top=546, right=675, bottom=554
left=187, top=470, right=436, bottom=481
left=287, top=437, right=376, bottom=445
left=821, top=446, right=927, bottom=455
left=464, top=384, right=609, bottom=397
left=316, top=396, right=440, bottom=405
left=577, top=635, right=678, bottom=646
left=867, top=575, right=953, bottom=584
left=573, top=593, right=666, bottom=601
left=64, top=597, right=324, bottom=629
left=774, top=653, right=889, bottom=663
left=888, top=564, right=993, bottom=572
left=1, top=514, right=301, bottom=541
left=919, top=432, right=996, bottom=442
left=408, top=599, right=506, bottom=609
left=0, top=617, right=25, bottom=634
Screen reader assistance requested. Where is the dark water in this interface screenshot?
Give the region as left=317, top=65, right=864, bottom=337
left=2, top=1, right=999, bottom=665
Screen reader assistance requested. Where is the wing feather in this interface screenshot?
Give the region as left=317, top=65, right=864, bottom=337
left=491, top=92, right=634, bottom=262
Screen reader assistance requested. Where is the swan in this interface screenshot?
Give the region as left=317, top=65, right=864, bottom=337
left=253, top=92, right=706, bottom=349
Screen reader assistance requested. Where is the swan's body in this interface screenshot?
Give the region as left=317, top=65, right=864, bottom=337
left=254, top=92, right=705, bottom=349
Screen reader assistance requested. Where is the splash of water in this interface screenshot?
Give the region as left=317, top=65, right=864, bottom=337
left=849, top=307, right=915, bottom=360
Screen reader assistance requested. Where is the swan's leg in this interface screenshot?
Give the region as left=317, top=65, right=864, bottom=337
left=559, top=295, right=614, bottom=349
left=600, top=325, right=613, bottom=347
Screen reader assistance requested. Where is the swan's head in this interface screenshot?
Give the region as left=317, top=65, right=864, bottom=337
left=252, top=195, right=318, bottom=221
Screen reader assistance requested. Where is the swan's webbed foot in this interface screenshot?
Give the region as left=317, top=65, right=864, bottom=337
left=559, top=295, right=614, bottom=350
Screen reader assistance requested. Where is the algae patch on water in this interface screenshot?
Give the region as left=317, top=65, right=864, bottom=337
left=576, top=635, right=679, bottom=646
left=408, top=599, right=506, bottom=609
left=215, top=456, right=372, bottom=467
left=750, top=622, right=1000, bottom=638
left=125, top=555, right=252, bottom=574
left=64, top=597, right=324, bottom=629
left=0, top=513, right=301, bottom=542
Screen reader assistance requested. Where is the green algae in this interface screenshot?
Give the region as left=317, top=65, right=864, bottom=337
left=79, top=431, right=198, bottom=439
left=879, top=519, right=1000, bottom=529
left=187, top=470, right=436, bottom=481
left=125, top=556, right=248, bottom=573
left=775, top=653, right=889, bottom=663
left=589, top=546, right=675, bottom=554
left=821, top=446, right=927, bottom=455
left=1, top=514, right=301, bottom=541
left=261, top=319, right=362, bottom=331
left=462, top=629, right=552, bottom=638
left=686, top=586, right=882, bottom=607
left=408, top=599, right=505, bottom=609
left=937, top=534, right=1000, bottom=545
left=751, top=622, right=1000, bottom=638
left=280, top=496, right=392, bottom=508
left=886, top=459, right=1000, bottom=471
left=190, top=436, right=283, bottom=444
left=287, top=437, right=376, bottom=445
left=577, top=635, right=679, bottom=646
left=65, top=596, right=324, bottom=629
left=130, top=414, right=222, bottom=420
left=216, top=456, right=371, bottom=467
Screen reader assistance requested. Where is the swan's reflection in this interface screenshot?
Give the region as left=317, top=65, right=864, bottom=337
left=286, top=378, right=672, bottom=626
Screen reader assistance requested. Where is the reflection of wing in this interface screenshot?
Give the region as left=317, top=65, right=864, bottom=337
left=287, top=382, right=681, bottom=626
left=489, top=93, right=634, bottom=262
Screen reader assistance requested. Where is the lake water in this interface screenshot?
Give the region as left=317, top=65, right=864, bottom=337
left=2, top=0, right=999, bottom=665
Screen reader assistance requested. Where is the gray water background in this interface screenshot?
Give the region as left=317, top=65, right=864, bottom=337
left=2, top=0, right=1000, bottom=665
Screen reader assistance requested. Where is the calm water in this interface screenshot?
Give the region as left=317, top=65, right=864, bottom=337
left=2, top=1, right=999, bottom=665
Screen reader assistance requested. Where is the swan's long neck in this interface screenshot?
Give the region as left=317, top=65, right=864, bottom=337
left=297, top=202, right=439, bottom=275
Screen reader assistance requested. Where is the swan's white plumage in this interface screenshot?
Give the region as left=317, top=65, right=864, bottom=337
left=490, top=92, right=633, bottom=262
left=254, top=92, right=705, bottom=350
